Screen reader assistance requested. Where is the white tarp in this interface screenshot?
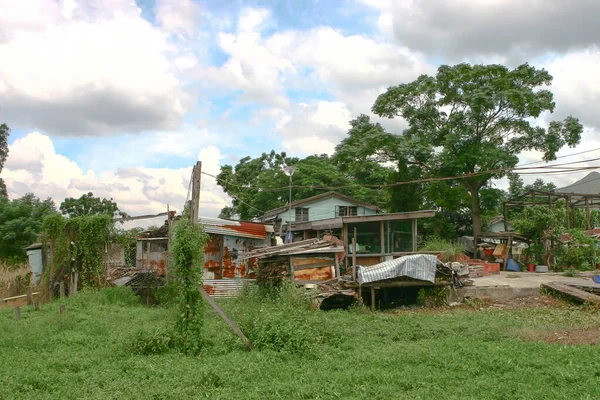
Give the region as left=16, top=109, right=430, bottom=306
left=357, top=254, right=440, bottom=285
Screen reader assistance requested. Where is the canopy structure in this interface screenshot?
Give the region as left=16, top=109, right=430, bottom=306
left=504, top=190, right=600, bottom=231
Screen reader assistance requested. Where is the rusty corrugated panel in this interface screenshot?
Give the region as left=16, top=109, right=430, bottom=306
left=203, top=221, right=268, bottom=240
left=204, top=236, right=223, bottom=279
left=203, top=279, right=255, bottom=298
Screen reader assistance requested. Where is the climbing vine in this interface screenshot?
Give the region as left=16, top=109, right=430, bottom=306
left=41, top=213, right=113, bottom=289
left=170, top=217, right=208, bottom=354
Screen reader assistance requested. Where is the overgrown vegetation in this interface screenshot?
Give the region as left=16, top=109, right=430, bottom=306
left=41, top=213, right=113, bottom=289
left=170, top=218, right=208, bottom=354
left=137, top=217, right=208, bottom=355
left=2, top=289, right=600, bottom=399
left=420, top=236, right=466, bottom=262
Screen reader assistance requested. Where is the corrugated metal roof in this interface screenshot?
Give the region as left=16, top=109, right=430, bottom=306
left=203, top=221, right=268, bottom=240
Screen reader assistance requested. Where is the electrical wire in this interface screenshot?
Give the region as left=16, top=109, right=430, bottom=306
left=517, top=147, right=600, bottom=167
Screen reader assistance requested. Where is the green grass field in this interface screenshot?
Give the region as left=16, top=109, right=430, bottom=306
left=2, top=288, right=600, bottom=400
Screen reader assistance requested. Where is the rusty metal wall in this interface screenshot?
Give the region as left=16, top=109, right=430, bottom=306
left=203, top=235, right=223, bottom=279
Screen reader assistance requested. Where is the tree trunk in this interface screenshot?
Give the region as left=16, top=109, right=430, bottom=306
left=467, top=182, right=482, bottom=251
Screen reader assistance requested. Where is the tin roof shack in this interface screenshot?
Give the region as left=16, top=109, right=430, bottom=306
left=201, top=217, right=273, bottom=280
left=134, top=217, right=273, bottom=280
left=286, top=211, right=436, bottom=267
left=357, top=254, right=455, bottom=311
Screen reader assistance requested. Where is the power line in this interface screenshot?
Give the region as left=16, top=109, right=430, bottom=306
left=517, top=147, right=600, bottom=167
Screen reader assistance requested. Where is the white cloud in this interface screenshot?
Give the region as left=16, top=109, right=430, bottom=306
left=274, top=101, right=351, bottom=156
left=0, top=0, right=189, bottom=136
left=155, top=0, right=200, bottom=37
left=3, top=132, right=230, bottom=221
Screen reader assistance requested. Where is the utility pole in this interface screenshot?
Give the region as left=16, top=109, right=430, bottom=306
left=190, top=161, right=201, bottom=223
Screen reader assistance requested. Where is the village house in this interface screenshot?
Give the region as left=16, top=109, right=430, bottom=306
left=259, top=191, right=435, bottom=267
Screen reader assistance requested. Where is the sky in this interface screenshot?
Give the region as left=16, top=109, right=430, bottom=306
left=1, top=0, right=600, bottom=224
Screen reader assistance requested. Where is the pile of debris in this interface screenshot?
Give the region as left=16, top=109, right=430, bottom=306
left=245, top=237, right=344, bottom=259
left=448, top=260, right=501, bottom=286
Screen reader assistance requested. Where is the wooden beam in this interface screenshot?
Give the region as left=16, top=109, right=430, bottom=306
left=334, top=254, right=340, bottom=278
left=199, top=286, right=253, bottom=350
left=342, top=210, right=435, bottom=224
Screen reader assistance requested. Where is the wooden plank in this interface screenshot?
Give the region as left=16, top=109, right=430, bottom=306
left=542, top=282, right=600, bottom=305
left=0, top=292, right=40, bottom=303
left=293, top=261, right=335, bottom=270
left=334, top=254, right=340, bottom=278
left=14, top=306, right=20, bottom=322
left=199, top=286, right=253, bottom=350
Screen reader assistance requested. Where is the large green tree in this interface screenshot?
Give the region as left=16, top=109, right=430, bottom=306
left=0, top=193, right=56, bottom=262
left=333, top=115, right=429, bottom=212
left=60, top=192, right=127, bottom=218
left=372, top=63, right=583, bottom=243
left=217, top=151, right=385, bottom=220
left=0, top=123, right=9, bottom=198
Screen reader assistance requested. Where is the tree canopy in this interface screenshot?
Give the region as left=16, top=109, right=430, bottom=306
left=372, top=63, right=583, bottom=243
left=60, top=192, right=127, bottom=219
left=0, top=123, right=9, bottom=198
left=0, top=194, right=56, bottom=262
left=216, top=151, right=385, bottom=220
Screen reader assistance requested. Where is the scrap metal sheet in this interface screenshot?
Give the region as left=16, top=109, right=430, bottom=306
left=357, top=254, right=440, bottom=284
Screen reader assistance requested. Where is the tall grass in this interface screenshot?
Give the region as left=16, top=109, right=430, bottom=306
left=3, top=288, right=600, bottom=399
left=420, top=236, right=466, bottom=262
left=0, top=262, right=31, bottom=298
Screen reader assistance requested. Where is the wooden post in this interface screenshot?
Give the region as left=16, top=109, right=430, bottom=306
left=190, top=161, right=202, bottom=223
left=34, top=298, right=40, bottom=311
left=566, top=196, right=571, bottom=229
left=380, top=221, right=385, bottom=257
left=289, top=256, right=295, bottom=281
left=503, top=204, right=509, bottom=232
left=26, top=287, right=33, bottom=305
left=371, top=287, right=376, bottom=312
left=503, top=236, right=512, bottom=270
left=334, top=253, right=340, bottom=278
left=199, top=287, right=253, bottom=350
left=14, top=306, right=20, bottom=322
left=411, top=219, right=417, bottom=252
left=586, top=197, right=591, bottom=230
left=60, top=304, right=65, bottom=315
left=59, top=281, right=65, bottom=298
left=73, top=271, right=78, bottom=294
left=352, top=227, right=357, bottom=283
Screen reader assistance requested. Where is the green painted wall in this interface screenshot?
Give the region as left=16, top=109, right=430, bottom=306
left=275, top=196, right=377, bottom=224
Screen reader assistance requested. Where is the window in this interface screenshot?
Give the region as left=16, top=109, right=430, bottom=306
left=347, top=222, right=381, bottom=254
left=336, top=205, right=358, bottom=217
left=295, top=207, right=309, bottom=222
